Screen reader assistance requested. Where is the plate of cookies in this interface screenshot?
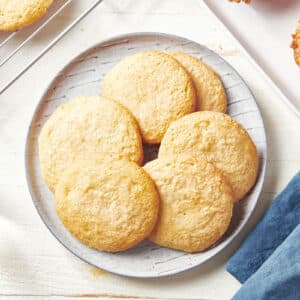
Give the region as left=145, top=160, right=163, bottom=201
left=26, top=32, right=267, bottom=278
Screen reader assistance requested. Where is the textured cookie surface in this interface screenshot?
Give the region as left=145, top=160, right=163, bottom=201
left=170, top=51, right=227, bottom=112
left=39, top=96, right=143, bottom=191
left=159, top=111, right=258, bottom=201
left=291, top=23, right=300, bottom=67
left=0, top=0, right=53, bottom=31
left=55, top=159, right=159, bottom=252
left=144, top=156, right=233, bottom=253
left=102, top=51, right=196, bottom=144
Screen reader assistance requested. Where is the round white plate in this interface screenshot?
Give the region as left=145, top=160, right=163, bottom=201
left=25, top=32, right=267, bottom=278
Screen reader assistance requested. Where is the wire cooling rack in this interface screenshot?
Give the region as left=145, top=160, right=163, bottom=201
left=0, top=0, right=103, bottom=94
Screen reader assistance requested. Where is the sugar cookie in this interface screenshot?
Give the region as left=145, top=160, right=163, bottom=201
left=0, top=0, right=53, bottom=31
left=39, top=96, right=143, bottom=191
left=144, top=156, right=233, bottom=252
left=159, top=111, right=258, bottom=201
left=102, top=51, right=196, bottom=144
left=55, top=158, right=159, bottom=252
left=170, top=51, right=227, bottom=112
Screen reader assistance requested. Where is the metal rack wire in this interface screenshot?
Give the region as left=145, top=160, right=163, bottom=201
left=0, top=0, right=103, bottom=95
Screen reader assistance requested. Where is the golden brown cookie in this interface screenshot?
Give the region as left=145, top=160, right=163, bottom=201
left=291, top=22, right=300, bottom=67
left=39, top=96, right=143, bottom=191
left=169, top=51, right=227, bottom=112
left=0, top=0, right=53, bottom=31
left=102, top=51, right=196, bottom=144
left=55, top=158, right=160, bottom=252
left=159, top=111, right=258, bottom=201
left=144, top=156, right=233, bottom=253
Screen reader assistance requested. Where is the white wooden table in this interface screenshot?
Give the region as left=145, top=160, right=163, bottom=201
left=0, top=1, right=299, bottom=299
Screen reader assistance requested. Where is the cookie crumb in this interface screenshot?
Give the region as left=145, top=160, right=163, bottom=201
left=90, top=267, right=107, bottom=277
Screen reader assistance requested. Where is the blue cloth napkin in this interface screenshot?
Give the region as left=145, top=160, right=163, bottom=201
left=232, top=224, right=300, bottom=300
left=226, top=171, right=300, bottom=299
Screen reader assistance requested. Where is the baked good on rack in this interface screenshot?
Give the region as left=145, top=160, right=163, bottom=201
left=55, top=158, right=160, bottom=252
left=39, top=96, right=143, bottom=191
left=291, top=22, right=300, bottom=67
left=0, top=0, right=53, bottom=31
left=102, top=51, right=196, bottom=144
left=159, top=111, right=258, bottom=201
left=144, top=155, right=233, bottom=253
left=170, top=51, right=227, bottom=112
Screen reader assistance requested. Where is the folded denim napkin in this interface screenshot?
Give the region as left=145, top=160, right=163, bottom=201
left=226, top=171, right=300, bottom=284
left=232, top=224, right=300, bottom=300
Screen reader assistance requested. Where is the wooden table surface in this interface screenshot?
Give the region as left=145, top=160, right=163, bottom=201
left=0, top=1, right=299, bottom=299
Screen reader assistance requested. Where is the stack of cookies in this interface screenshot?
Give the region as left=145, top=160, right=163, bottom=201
left=39, top=50, right=259, bottom=253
